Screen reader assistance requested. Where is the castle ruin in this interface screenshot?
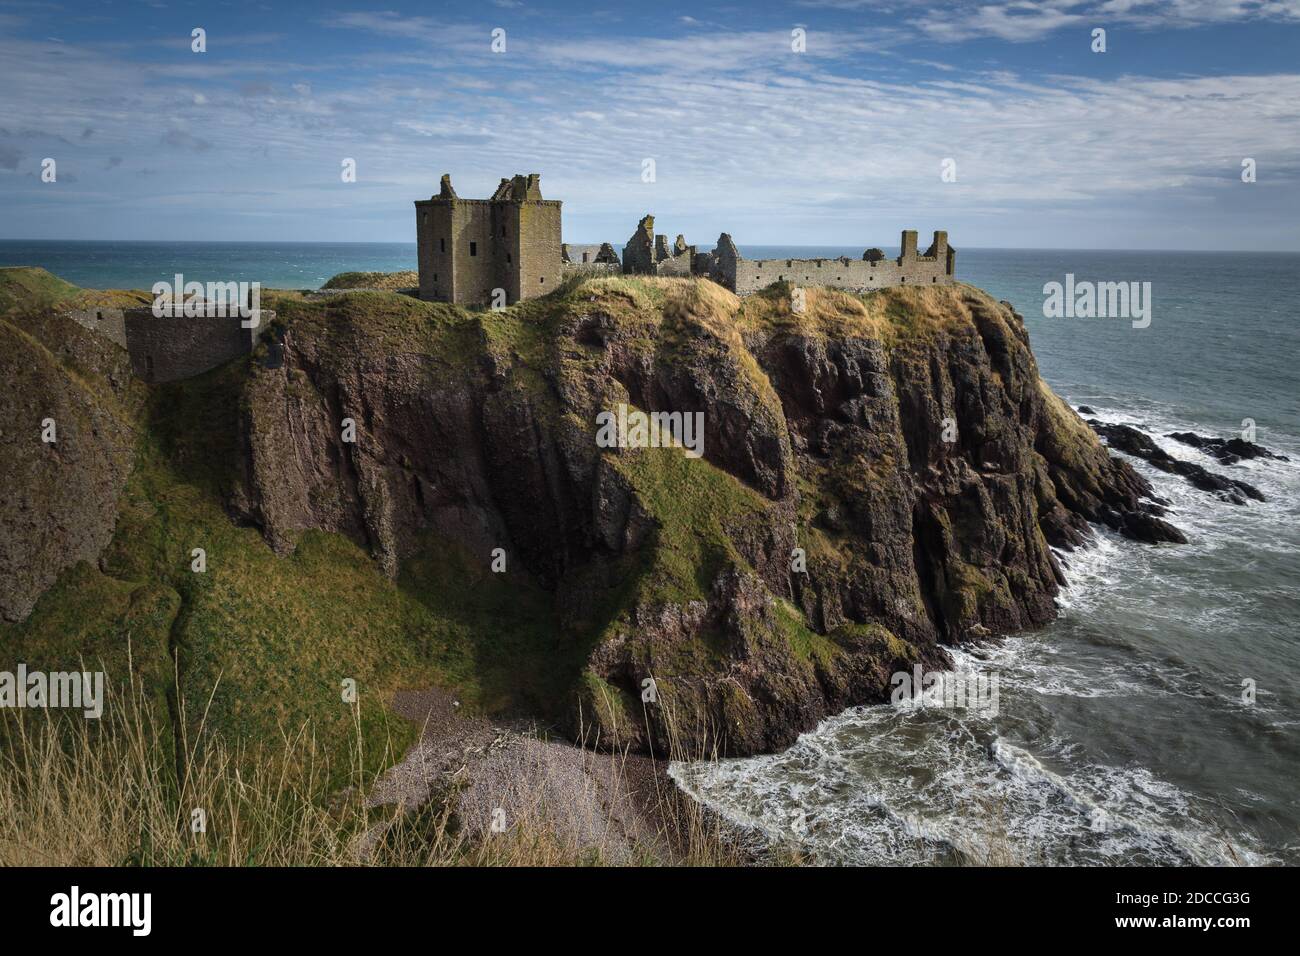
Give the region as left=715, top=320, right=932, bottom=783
left=415, top=173, right=563, bottom=306
left=697, top=230, right=954, bottom=295
left=415, top=173, right=956, bottom=307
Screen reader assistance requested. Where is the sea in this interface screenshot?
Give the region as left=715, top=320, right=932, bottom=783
left=4, top=240, right=1297, bottom=866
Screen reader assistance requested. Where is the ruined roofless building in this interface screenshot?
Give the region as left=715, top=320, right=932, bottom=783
left=696, top=230, right=955, bottom=294
left=414, top=173, right=562, bottom=307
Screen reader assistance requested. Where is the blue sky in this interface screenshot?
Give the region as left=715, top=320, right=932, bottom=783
left=1, top=0, right=1298, bottom=248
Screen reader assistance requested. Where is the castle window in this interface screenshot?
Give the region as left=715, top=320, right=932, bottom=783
left=422, top=213, right=428, bottom=226
left=506, top=253, right=511, bottom=264
left=540, top=277, right=545, bottom=284
left=470, top=242, right=477, bottom=257
left=502, top=226, right=507, bottom=237
left=440, top=238, right=445, bottom=253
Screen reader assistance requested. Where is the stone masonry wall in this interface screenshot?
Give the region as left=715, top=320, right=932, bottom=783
left=706, top=230, right=955, bottom=295
left=63, top=308, right=127, bottom=348
left=415, top=173, right=562, bottom=307
left=123, top=307, right=264, bottom=383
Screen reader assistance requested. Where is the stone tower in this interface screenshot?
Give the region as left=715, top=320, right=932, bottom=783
left=414, top=173, right=562, bottom=307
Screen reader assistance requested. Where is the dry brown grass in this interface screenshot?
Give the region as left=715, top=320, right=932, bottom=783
left=0, top=667, right=752, bottom=867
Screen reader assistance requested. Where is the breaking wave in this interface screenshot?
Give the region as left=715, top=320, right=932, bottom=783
left=670, top=398, right=1298, bottom=866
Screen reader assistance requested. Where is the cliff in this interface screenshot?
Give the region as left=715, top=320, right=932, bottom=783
left=229, top=276, right=1180, bottom=756
left=0, top=297, right=143, bottom=622
left=1, top=268, right=1184, bottom=762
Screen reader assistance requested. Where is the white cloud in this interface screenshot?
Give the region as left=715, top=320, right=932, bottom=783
left=914, top=0, right=1300, bottom=42
left=1, top=12, right=1297, bottom=246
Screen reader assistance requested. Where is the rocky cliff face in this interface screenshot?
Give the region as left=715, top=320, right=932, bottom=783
left=232, top=278, right=1180, bottom=756
left=0, top=310, right=140, bottom=622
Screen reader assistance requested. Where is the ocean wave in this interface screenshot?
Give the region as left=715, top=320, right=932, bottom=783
left=670, top=698, right=1274, bottom=865
left=669, top=393, right=1295, bottom=867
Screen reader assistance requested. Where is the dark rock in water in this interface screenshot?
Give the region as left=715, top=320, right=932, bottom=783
left=1167, top=431, right=1290, bottom=465
left=1118, top=510, right=1188, bottom=545
left=1088, top=421, right=1266, bottom=505
left=1076, top=405, right=1095, bottom=415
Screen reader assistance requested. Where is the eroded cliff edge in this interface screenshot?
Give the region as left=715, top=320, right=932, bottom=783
left=233, top=277, right=1181, bottom=756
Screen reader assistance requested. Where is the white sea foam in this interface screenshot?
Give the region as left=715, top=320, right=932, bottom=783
left=670, top=396, right=1296, bottom=867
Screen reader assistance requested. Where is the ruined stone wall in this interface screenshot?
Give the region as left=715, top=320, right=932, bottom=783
left=562, top=243, right=619, bottom=266
left=562, top=260, right=621, bottom=278
left=623, top=215, right=656, bottom=274
left=623, top=216, right=698, bottom=277
left=655, top=251, right=695, bottom=277
left=62, top=308, right=127, bottom=348
left=708, top=230, right=955, bottom=295
left=123, top=308, right=264, bottom=383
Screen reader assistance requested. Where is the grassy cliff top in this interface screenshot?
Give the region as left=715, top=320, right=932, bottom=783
left=320, top=270, right=419, bottom=291
left=0, top=266, right=151, bottom=315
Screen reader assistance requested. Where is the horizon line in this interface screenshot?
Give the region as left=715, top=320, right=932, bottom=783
left=2, top=240, right=1300, bottom=255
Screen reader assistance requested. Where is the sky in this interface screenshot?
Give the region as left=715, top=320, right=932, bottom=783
left=1, top=0, right=1298, bottom=249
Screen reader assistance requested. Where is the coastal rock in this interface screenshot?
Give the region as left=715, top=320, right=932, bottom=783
left=233, top=279, right=1183, bottom=755
left=1087, top=421, right=1265, bottom=505
left=1167, top=430, right=1290, bottom=465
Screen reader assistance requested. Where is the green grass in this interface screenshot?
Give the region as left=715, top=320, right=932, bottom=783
left=320, top=270, right=419, bottom=291
left=0, top=266, right=83, bottom=314
left=0, top=266, right=151, bottom=316
left=611, top=438, right=770, bottom=606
